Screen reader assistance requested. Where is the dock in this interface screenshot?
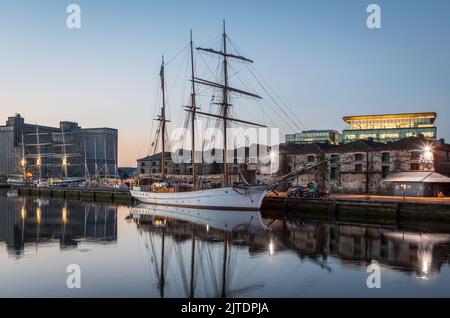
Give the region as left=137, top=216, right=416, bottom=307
left=16, top=187, right=134, bottom=205
left=263, top=195, right=450, bottom=223
left=8, top=186, right=450, bottom=223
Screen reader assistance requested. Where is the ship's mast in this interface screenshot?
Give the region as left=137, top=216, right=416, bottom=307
left=222, top=21, right=229, bottom=187
left=35, top=124, right=42, bottom=179
left=21, top=133, right=26, bottom=179
left=103, top=136, right=109, bottom=178
left=84, top=140, right=90, bottom=180
left=191, top=21, right=265, bottom=188
left=94, top=138, right=99, bottom=180
left=189, top=30, right=197, bottom=189
left=158, top=56, right=168, bottom=180
left=61, top=125, right=68, bottom=178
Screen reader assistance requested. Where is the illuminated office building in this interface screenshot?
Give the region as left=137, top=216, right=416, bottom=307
left=342, top=112, right=437, bottom=144
left=285, top=130, right=342, bottom=145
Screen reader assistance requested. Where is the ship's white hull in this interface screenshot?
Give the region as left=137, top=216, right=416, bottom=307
left=130, top=186, right=270, bottom=211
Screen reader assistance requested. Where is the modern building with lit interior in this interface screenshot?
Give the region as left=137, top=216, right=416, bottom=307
left=342, top=112, right=437, bottom=144
left=285, top=130, right=342, bottom=145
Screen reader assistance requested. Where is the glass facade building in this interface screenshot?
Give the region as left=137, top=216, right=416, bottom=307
left=286, top=130, right=342, bottom=145
left=342, top=112, right=437, bottom=144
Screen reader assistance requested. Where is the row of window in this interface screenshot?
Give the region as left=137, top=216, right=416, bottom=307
left=305, top=151, right=426, bottom=164
left=329, top=163, right=424, bottom=180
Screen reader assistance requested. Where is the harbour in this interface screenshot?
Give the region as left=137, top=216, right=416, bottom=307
left=1, top=0, right=450, bottom=303
left=8, top=186, right=450, bottom=224
left=2, top=190, right=450, bottom=297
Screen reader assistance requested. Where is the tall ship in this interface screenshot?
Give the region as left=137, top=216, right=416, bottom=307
left=131, top=22, right=272, bottom=211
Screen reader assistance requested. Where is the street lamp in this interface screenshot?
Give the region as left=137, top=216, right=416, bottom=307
left=423, top=145, right=433, bottom=162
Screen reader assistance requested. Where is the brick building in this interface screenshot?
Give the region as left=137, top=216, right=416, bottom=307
left=283, top=136, right=450, bottom=196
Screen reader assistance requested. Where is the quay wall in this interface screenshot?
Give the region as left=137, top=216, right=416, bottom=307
left=12, top=187, right=450, bottom=223
left=262, top=197, right=450, bottom=224
left=16, top=187, right=134, bottom=205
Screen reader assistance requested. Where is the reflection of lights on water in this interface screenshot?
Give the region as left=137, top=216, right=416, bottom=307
left=418, top=248, right=432, bottom=280
left=21, top=207, right=26, bottom=220
left=62, top=207, right=68, bottom=224
left=269, top=240, right=274, bottom=255
left=36, top=207, right=42, bottom=224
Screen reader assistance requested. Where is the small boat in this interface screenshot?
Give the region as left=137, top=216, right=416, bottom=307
left=6, top=189, right=19, bottom=197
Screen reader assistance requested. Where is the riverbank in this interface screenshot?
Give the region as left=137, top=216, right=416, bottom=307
left=263, top=195, right=450, bottom=224
left=16, top=187, right=134, bottom=205
left=10, top=186, right=450, bottom=224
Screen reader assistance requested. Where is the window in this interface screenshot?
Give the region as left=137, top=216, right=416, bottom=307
left=141, top=162, right=145, bottom=167
left=355, top=164, right=363, bottom=172
left=307, top=155, right=315, bottom=163
left=330, top=167, right=339, bottom=180
left=381, top=152, right=390, bottom=163
left=382, top=166, right=390, bottom=178
left=140, top=168, right=144, bottom=174
left=410, top=163, right=420, bottom=170
left=355, top=153, right=364, bottom=161
left=330, top=154, right=339, bottom=164
left=411, top=151, right=421, bottom=160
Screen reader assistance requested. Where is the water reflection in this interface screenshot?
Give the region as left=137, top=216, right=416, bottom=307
left=0, top=197, right=117, bottom=256
left=1, top=193, right=450, bottom=297
left=130, top=204, right=269, bottom=298
left=268, top=220, right=450, bottom=280
left=131, top=204, right=450, bottom=297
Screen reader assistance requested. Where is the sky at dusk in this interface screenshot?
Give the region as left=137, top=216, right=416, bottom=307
left=1, top=0, right=449, bottom=166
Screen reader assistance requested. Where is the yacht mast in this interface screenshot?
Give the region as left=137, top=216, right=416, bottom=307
left=21, top=133, right=26, bottom=179
left=103, top=136, right=109, bottom=178
left=94, top=138, right=99, bottom=180
left=157, top=56, right=168, bottom=180
left=61, top=125, right=68, bottom=178
left=222, top=21, right=229, bottom=187
left=84, top=140, right=90, bottom=180
left=191, top=21, right=264, bottom=187
left=189, top=30, right=197, bottom=189
left=35, top=124, right=42, bottom=179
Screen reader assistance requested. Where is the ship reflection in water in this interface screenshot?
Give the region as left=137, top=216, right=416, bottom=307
left=0, top=197, right=117, bottom=255
left=1, top=193, right=450, bottom=297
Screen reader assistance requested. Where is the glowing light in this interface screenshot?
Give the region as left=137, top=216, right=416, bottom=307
left=36, top=158, right=41, bottom=166
left=418, top=248, right=432, bottom=280
left=269, top=240, right=274, bottom=255
left=21, top=159, right=26, bottom=167
left=36, top=207, right=42, bottom=224
left=21, top=207, right=26, bottom=220
left=423, top=145, right=433, bottom=162
left=206, top=224, right=210, bottom=233
left=62, top=207, right=68, bottom=225
left=62, top=157, right=68, bottom=166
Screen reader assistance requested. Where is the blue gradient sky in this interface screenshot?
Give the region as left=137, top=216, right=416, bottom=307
left=1, top=0, right=449, bottom=166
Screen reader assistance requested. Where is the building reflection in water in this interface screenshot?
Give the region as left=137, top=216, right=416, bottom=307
left=269, top=220, right=450, bottom=280
left=131, top=204, right=450, bottom=297
left=0, top=197, right=117, bottom=256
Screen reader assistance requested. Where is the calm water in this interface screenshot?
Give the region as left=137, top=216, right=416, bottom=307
left=1, top=191, right=450, bottom=298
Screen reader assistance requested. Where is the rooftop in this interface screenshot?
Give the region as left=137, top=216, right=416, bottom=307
left=343, top=112, right=437, bottom=123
